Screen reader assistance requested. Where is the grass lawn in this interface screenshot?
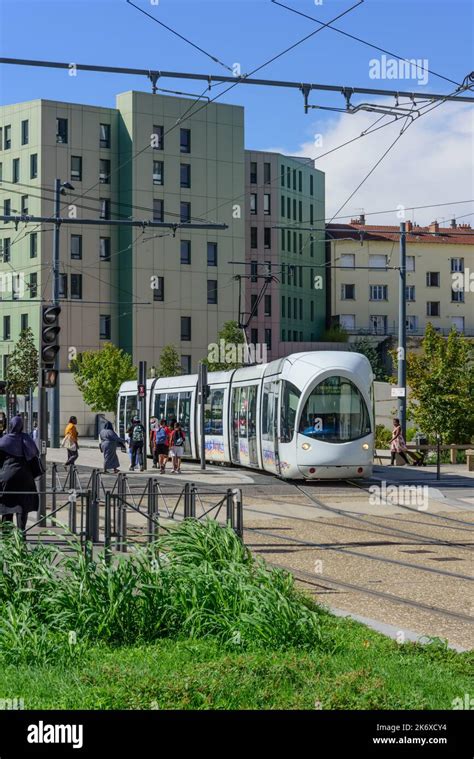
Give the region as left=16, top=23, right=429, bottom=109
left=1, top=622, right=472, bottom=710
left=0, top=520, right=472, bottom=710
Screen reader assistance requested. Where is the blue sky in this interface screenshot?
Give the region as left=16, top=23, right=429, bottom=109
left=0, top=0, right=472, bottom=223
left=1, top=0, right=472, bottom=152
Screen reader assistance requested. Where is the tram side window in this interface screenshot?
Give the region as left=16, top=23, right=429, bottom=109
left=239, top=387, right=248, bottom=438
left=125, top=395, right=137, bottom=433
left=153, top=393, right=166, bottom=421
left=261, top=383, right=274, bottom=441
left=205, top=389, right=224, bottom=434
left=280, top=381, right=301, bottom=443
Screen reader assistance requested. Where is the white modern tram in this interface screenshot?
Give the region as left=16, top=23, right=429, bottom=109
left=117, top=351, right=374, bottom=480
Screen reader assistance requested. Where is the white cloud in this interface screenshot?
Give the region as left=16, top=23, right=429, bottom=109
left=264, top=100, right=474, bottom=226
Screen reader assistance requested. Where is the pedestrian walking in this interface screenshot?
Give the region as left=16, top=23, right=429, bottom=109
left=62, top=416, right=79, bottom=468
left=390, top=418, right=410, bottom=466
left=154, top=419, right=171, bottom=473
left=169, top=422, right=185, bottom=473
left=127, top=416, right=146, bottom=471
left=99, top=421, right=126, bottom=474
left=0, top=416, right=41, bottom=533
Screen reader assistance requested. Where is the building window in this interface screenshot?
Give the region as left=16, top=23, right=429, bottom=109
left=180, top=202, right=191, bottom=223
left=251, top=328, right=258, bottom=344
left=100, top=237, right=111, bottom=261
left=310, top=174, right=314, bottom=196
left=250, top=260, right=258, bottom=283
left=56, top=118, right=68, bottom=144
left=293, top=298, right=297, bottom=319
left=298, top=266, right=302, bottom=287
left=250, top=294, right=258, bottom=317
left=340, top=253, right=355, bottom=268
left=264, top=328, right=272, bottom=350
left=281, top=329, right=286, bottom=341
left=263, top=193, right=271, bottom=215
left=264, top=294, right=271, bottom=316
left=293, top=199, right=296, bottom=220
left=406, top=315, right=418, bottom=332
left=4, top=125, right=11, bottom=150
left=369, top=284, right=388, bottom=301
left=4, top=199, right=10, bottom=222
left=250, top=162, right=257, bottom=184
left=30, top=232, right=37, bottom=258
left=153, top=276, right=164, bottom=302
left=250, top=193, right=257, bottom=214
left=30, top=153, right=38, bottom=179
left=71, top=155, right=82, bottom=181
left=426, top=271, right=440, bottom=287
left=281, top=229, right=285, bottom=252
left=100, top=315, right=111, bottom=340
left=287, top=166, right=291, bottom=186
left=29, top=272, right=37, bottom=298
left=180, top=163, right=191, bottom=188
left=11, top=273, right=21, bottom=300
left=287, top=197, right=290, bottom=218
left=405, top=285, right=415, bottom=301
left=406, top=255, right=415, bottom=271
left=99, top=159, right=110, bottom=184
left=298, top=200, right=302, bottom=222
left=1, top=237, right=11, bottom=263
left=207, top=279, right=218, bottom=304
left=99, top=199, right=110, bottom=220
left=292, top=169, right=296, bottom=190
left=181, top=316, right=191, bottom=341
left=180, top=240, right=191, bottom=264
left=451, top=317, right=464, bottom=333
left=21, top=195, right=28, bottom=214
left=281, top=165, right=285, bottom=187
left=264, top=227, right=271, bottom=248
left=181, top=355, right=191, bottom=374
left=153, top=160, right=164, bottom=185
left=58, top=273, right=68, bottom=299
left=310, top=301, right=314, bottom=320
left=71, top=273, right=83, bottom=300
left=264, top=162, right=271, bottom=184
left=207, top=242, right=217, bottom=266
left=281, top=195, right=285, bottom=217
left=0, top=162, right=2, bottom=182
left=20, top=313, right=28, bottom=332
left=339, top=315, right=356, bottom=331
left=310, top=237, right=314, bottom=257
left=12, top=158, right=20, bottom=183
left=451, top=288, right=464, bottom=303
left=369, top=254, right=387, bottom=269
left=153, top=199, right=164, bottom=222
left=451, top=258, right=464, bottom=273
left=341, top=284, right=355, bottom=300
left=3, top=316, right=11, bottom=340
left=180, top=129, right=191, bottom=153
left=287, top=230, right=291, bottom=252
left=71, top=234, right=82, bottom=260
left=426, top=301, right=440, bottom=317
left=281, top=296, right=286, bottom=317
left=370, top=315, right=387, bottom=334
left=309, top=205, right=313, bottom=225
left=152, top=125, right=164, bottom=150
left=250, top=226, right=258, bottom=249
left=100, top=123, right=111, bottom=149
left=298, top=171, right=302, bottom=192
left=299, top=299, right=303, bottom=320
left=21, top=120, right=29, bottom=146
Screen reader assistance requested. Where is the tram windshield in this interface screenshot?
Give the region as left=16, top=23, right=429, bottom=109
left=299, top=376, right=371, bottom=443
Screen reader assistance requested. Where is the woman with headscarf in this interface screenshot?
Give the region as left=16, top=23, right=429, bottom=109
left=0, top=415, right=40, bottom=532
left=99, top=421, right=126, bottom=474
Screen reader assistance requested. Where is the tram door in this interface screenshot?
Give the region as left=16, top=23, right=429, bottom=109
left=153, top=391, right=192, bottom=456
left=118, top=394, right=138, bottom=439
left=230, top=385, right=259, bottom=468
left=261, top=380, right=280, bottom=475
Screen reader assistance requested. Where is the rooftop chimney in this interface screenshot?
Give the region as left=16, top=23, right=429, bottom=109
left=429, top=220, right=439, bottom=234
left=450, top=218, right=457, bottom=228
left=359, top=213, right=365, bottom=225
left=405, top=220, right=413, bottom=232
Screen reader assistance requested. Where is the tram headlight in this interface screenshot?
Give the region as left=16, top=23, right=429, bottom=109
left=301, top=442, right=311, bottom=450
left=362, top=443, right=369, bottom=450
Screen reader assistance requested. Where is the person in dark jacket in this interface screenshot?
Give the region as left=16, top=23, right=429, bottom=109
left=127, top=416, right=145, bottom=472
left=99, top=421, right=126, bottom=473
left=0, top=416, right=40, bottom=532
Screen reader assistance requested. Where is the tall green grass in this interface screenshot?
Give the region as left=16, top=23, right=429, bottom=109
left=0, top=521, right=337, bottom=663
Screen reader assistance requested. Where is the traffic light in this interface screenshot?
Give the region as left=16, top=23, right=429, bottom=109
left=42, top=369, right=58, bottom=388
left=138, top=383, right=146, bottom=399
left=41, top=305, right=61, bottom=368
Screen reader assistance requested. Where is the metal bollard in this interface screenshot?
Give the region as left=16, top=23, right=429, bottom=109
left=104, top=492, right=112, bottom=565
left=68, top=489, right=77, bottom=534
left=233, top=488, right=243, bottom=539
left=225, top=488, right=234, bottom=529
left=184, top=482, right=190, bottom=518
left=190, top=483, right=197, bottom=519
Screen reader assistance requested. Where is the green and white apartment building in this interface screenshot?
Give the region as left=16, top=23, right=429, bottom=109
left=0, top=91, right=325, bottom=432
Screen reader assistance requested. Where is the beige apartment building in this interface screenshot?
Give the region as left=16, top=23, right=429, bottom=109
left=0, top=92, right=245, bottom=431
left=327, top=218, right=474, bottom=338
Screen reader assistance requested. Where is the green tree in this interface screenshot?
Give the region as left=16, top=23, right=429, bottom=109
left=350, top=338, right=389, bottom=381
left=70, top=344, right=136, bottom=413
left=405, top=324, right=474, bottom=443
left=5, top=327, right=38, bottom=396
left=156, top=345, right=183, bottom=377
left=205, top=320, right=245, bottom=371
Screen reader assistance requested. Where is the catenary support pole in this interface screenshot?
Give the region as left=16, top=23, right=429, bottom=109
left=398, top=221, right=407, bottom=440
left=50, top=178, right=61, bottom=449
left=138, top=360, right=147, bottom=470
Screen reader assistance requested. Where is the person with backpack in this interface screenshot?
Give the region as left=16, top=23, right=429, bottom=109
left=153, top=419, right=171, bottom=473
left=170, top=422, right=185, bottom=474
left=127, top=416, right=145, bottom=472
